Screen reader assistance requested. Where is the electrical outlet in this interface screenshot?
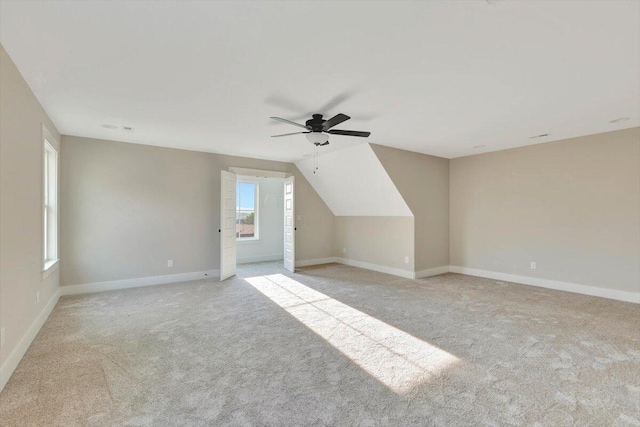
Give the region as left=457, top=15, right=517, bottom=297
left=168, top=260, right=173, bottom=268
left=36, top=291, right=40, bottom=304
left=404, top=256, right=409, bottom=264
left=1, top=327, right=5, bottom=347
left=530, top=261, right=537, bottom=270
left=343, top=247, right=347, bottom=254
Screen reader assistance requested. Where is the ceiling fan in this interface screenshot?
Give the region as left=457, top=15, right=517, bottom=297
left=270, top=113, right=371, bottom=146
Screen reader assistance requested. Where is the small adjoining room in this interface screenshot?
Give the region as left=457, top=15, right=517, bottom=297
left=1, top=1, right=639, bottom=426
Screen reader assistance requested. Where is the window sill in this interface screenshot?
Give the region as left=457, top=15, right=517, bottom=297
left=42, top=259, right=59, bottom=279
left=237, top=238, right=260, bottom=244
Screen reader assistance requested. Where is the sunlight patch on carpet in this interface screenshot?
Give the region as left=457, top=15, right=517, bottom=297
left=245, top=274, right=459, bottom=394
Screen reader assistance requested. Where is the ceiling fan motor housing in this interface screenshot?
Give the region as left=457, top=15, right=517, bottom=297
left=306, top=114, right=326, bottom=132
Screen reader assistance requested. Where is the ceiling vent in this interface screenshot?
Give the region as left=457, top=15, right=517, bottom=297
left=610, top=117, right=630, bottom=123
left=528, top=133, right=549, bottom=139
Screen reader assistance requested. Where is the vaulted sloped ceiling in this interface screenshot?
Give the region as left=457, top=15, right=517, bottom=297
left=295, top=144, right=412, bottom=217
left=1, top=1, right=637, bottom=161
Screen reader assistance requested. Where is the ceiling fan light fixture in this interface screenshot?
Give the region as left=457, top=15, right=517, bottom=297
left=305, top=132, right=328, bottom=145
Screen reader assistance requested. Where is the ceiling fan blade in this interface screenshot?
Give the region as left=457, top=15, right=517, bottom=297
left=317, top=91, right=353, bottom=114
left=270, top=117, right=310, bottom=130
left=266, top=92, right=356, bottom=121
left=265, top=94, right=309, bottom=113
left=322, top=113, right=351, bottom=130
left=327, top=129, right=371, bottom=137
left=271, top=131, right=310, bottom=138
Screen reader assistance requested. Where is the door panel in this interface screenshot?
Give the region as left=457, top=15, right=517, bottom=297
left=220, top=170, right=237, bottom=281
left=284, top=176, right=295, bottom=272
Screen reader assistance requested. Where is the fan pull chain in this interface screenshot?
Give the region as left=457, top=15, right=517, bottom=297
left=313, top=144, right=319, bottom=174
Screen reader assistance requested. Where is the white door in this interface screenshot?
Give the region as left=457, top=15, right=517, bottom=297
left=220, top=170, right=237, bottom=281
left=283, top=176, right=295, bottom=272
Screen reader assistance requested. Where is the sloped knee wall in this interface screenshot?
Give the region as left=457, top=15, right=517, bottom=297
left=296, top=144, right=414, bottom=273
left=370, top=144, right=450, bottom=272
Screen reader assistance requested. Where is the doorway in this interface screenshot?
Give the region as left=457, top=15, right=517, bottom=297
left=220, top=169, right=295, bottom=281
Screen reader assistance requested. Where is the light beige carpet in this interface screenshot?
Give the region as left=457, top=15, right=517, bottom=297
left=0, top=262, right=638, bottom=426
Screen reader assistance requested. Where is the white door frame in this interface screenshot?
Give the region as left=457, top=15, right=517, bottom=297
left=221, top=168, right=294, bottom=276
left=220, top=170, right=237, bottom=281
left=283, top=175, right=295, bottom=272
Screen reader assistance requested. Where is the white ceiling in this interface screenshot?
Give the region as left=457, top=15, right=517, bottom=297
left=296, top=144, right=412, bottom=217
left=1, top=1, right=638, bottom=162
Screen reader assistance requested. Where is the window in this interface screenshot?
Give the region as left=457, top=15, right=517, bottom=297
left=236, top=181, right=258, bottom=240
left=43, top=139, right=58, bottom=271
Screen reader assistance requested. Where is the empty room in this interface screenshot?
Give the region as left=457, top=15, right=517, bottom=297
left=1, top=1, right=639, bottom=426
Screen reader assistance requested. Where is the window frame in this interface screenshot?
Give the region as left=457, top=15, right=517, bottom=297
left=43, top=137, right=59, bottom=277
left=236, top=179, right=259, bottom=241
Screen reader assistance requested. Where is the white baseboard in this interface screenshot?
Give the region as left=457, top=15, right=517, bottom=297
left=0, top=288, right=61, bottom=393
left=297, top=260, right=639, bottom=303
left=297, top=257, right=444, bottom=280
left=450, top=266, right=640, bottom=304
left=237, top=254, right=283, bottom=264
left=335, top=257, right=415, bottom=279
left=296, top=257, right=340, bottom=267
left=415, top=266, right=451, bottom=279
left=60, top=270, right=219, bottom=296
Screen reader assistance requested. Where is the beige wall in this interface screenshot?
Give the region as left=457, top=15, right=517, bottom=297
left=371, top=144, right=450, bottom=272
left=450, top=128, right=640, bottom=293
left=60, top=136, right=334, bottom=286
left=0, top=46, right=61, bottom=371
left=333, top=217, right=414, bottom=272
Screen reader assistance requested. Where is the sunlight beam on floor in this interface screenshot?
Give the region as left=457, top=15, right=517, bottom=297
left=245, top=274, right=459, bottom=394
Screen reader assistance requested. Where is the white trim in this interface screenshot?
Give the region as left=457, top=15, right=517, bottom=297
left=414, top=266, right=451, bottom=279
left=296, top=257, right=340, bottom=267
left=295, top=261, right=639, bottom=303
left=60, top=270, right=219, bottom=296
left=297, top=257, right=441, bottom=280
left=450, top=266, right=640, bottom=304
left=237, top=253, right=284, bottom=264
left=236, top=237, right=259, bottom=243
left=42, top=259, right=59, bottom=279
left=42, top=136, right=58, bottom=270
left=229, top=167, right=289, bottom=179
left=336, top=257, right=415, bottom=279
left=0, top=288, right=61, bottom=393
